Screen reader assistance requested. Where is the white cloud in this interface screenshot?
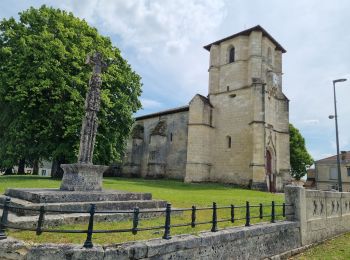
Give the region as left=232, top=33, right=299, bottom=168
left=60, top=0, right=99, bottom=23
left=58, top=0, right=350, bottom=158
left=140, top=98, right=162, bottom=110
left=2, top=0, right=350, bottom=159
left=69, top=0, right=226, bottom=53
left=58, top=0, right=227, bottom=100
left=301, top=119, right=320, bottom=125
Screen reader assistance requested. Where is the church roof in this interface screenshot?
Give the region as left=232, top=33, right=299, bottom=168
left=135, top=105, right=189, bottom=121
left=203, top=25, right=286, bottom=53
left=196, top=94, right=213, bottom=107
left=276, top=91, right=289, bottom=101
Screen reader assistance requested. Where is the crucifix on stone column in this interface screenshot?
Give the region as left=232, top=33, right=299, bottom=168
left=77, top=52, right=108, bottom=164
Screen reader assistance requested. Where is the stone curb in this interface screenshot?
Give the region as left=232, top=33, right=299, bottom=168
left=0, top=221, right=299, bottom=260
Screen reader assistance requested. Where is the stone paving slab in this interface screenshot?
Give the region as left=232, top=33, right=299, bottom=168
left=5, top=188, right=152, bottom=203
left=0, top=207, right=174, bottom=229
left=0, top=195, right=167, bottom=216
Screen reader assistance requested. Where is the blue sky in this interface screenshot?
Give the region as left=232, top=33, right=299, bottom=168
left=1, top=0, right=350, bottom=161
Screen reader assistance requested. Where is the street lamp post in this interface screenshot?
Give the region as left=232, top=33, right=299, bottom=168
left=331, top=78, right=347, bottom=192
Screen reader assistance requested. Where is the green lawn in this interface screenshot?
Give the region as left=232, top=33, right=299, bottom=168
left=0, top=175, right=284, bottom=245
left=292, top=233, right=350, bottom=259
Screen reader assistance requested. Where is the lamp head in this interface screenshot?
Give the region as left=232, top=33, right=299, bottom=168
left=329, top=115, right=335, bottom=119
left=333, top=78, right=347, bottom=84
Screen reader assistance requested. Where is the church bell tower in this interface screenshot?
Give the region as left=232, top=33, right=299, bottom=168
left=185, top=25, right=291, bottom=191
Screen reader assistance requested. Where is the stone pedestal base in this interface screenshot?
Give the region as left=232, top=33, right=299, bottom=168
left=1, top=188, right=166, bottom=217
left=60, top=163, right=108, bottom=191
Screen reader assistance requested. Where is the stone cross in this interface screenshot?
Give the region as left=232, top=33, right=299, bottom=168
left=77, top=52, right=108, bottom=164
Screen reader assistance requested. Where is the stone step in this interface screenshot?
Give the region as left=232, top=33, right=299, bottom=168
left=5, top=188, right=152, bottom=203
left=0, top=195, right=167, bottom=216
left=1, top=206, right=181, bottom=229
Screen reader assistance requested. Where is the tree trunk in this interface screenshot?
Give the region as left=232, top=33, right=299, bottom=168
left=18, top=158, right=25, bottom=174
left=33, top=160, right=39, bottom=175
left=51, top=156, right=66, bottom=179
left=4, top=167, right=13, bottom=175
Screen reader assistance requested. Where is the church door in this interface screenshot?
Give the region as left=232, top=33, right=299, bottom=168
left=266, top=150, right=275, bottom=192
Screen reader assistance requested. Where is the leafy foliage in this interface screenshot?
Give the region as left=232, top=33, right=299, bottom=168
left=289, top=124, right=313, bottom=180
left=0, top=6, right=142, bottom=168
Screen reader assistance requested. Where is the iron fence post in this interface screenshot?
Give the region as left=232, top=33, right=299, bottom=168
left=245, top=201, right=250, bottom=227
left=191, top=205, right=196, bottom=228
left=0, top=197, right=11, bottom=240
left=162, top=203, right=172, bottom=239
left=83, top=204, right=96, bottom=248
left=132, top=207, right=139, bottom=235
left=211, top=202, right=218, bottom=232
left=230, top=204, right=235, bottom=223
left=271, top=201, right=275, bottom=223
left=36, top=206, right=45, bottom=235
left=282, top=203, right=286, bottom=218
left=259, top=203, right=263, bottom=219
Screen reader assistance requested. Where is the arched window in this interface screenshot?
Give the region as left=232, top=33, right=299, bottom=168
left=227, top=136, right=232, bottom=148
left=229, top=47, right=235, bottom=63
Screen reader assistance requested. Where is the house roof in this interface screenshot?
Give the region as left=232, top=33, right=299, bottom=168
left=315, top=151, right=350, bottom=164
left=135, top=105, right=189, bottom=121
left=203, top=25, right=286, bottom=53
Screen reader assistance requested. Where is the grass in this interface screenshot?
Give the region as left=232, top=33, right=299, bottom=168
left=0, top=175, right=61, bottom=193
left=292, top=233, right=350, bottom=259
left=0, top=175, right=284, bottom=245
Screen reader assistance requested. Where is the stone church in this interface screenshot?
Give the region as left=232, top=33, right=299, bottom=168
left=122, top=25, right=291, bottom=192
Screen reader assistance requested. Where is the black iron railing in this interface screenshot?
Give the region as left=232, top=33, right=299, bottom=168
left=0, top=197, right=293, bottom=248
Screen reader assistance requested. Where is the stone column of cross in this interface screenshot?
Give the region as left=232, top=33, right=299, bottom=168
left=77, top=52, right=108, bottom=164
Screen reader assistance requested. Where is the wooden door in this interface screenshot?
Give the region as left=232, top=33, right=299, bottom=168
left=266, top=150, right=275, bottom=192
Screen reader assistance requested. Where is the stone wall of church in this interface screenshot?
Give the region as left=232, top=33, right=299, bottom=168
left=274, top=97, right=291, bottom=187
left=124, top=27, right=290, bottom=191
left=208, top=88, right=254, bottom=185
left=262, top=36, right=291, bottom=190
left=209, top=35, right=250, bottom=94
left=123, top=111, right=189, bottom=180
left=185, top=29, right=290, bottom=191
left=185, top=95, right=214, bottom=182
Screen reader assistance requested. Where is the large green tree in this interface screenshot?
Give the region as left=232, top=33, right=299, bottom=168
left=289, top=124, right=313, bottom=180
left=0, top=6, right=142, bottom=177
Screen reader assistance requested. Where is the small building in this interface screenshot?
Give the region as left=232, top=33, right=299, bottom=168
left=122, top=25, right=291, bottom=192
left=315, top=151, right=350, bottom=191
left=38, top=160, right=52, bottom=177
left=11, top=160, right=52, bottom=177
